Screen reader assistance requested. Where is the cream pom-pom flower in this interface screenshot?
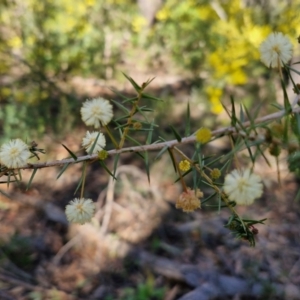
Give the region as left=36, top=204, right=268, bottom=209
left=81, top=97, right=113, bottom=128
left=0, top=139, right=31, bottom=168
left=82, top=131, right=106, bottom=154
left=223, top=169, right=263, bottom=205
left=259, top=32, right=293, bottom=68
left=65, top=198, right=96, bottom=224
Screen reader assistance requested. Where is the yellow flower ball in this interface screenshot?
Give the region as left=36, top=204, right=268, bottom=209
left=196, top=128, right=212, bottom=144
left=179, top=160, right=191, bottom=172
left=210, top=168, right=221, bottom=180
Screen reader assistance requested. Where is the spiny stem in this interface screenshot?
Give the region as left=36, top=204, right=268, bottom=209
left=118, top=90, right=144, bottom=149
left=15, top=99, right=300, bottom=171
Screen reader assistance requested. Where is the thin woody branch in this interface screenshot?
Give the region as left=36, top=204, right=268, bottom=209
left=17, top=101, right=300, bottom=171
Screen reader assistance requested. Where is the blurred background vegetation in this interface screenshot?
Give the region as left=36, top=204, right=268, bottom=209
left=1, top=0, right=300, bottom=141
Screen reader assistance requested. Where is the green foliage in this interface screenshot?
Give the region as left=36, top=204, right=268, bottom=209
left=1, top=0, right=300, bottom=138
left=288, top=151, right=300, bottom=176
left=28, top=290, right=64, bottom=300
left=0, top=0, right=138, bottom=139
left=1, top=235, right=34, bottom=269
left=144, top=0, right=300, bottom=112
left=225, top=216, right=267, bottom=247
left=119, top=278, right=165, bottom=300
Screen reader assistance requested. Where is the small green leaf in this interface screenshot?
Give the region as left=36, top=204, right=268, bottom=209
left=230, top=96, right=237, bottom=127
left=7, top=172, right=11, bottom=188
left=110, top=99, right=130, bottom=114
left=281, top=79, right=292, bottom=113
left=57, top=163, right=70, bottom=179
left=136, top=105, right=150, bottom=122
left=144, top=151, right=150, bottom=183
left=252, top=103, right=263, bottom=119
left=74, top=175, right=83, bottom=195
left=123, top=96, right=139, bottom=104
left=26, top=168, right=38, bottom=190
left=283, top=111, right=290, bottom=143
left=167, top=148, right=177, bottom=172
left=155, top=146, right=168, bottom=160
left=244, top=140, right=255, bottom=164
left=240, top=104, right=245, bottom=123
left=169, top=125, right=182, bottom=142
left=256, top=145, right=271, bottom=167
left=143, top=123, right=155, bottom=184
left=114, top=115, right=131, bottom=123
left=296, top=113, right=300, bottom=139
left=0, top=189, right=11, bottom=198
left=139, top=106, right=154, bottom=112
left=158, top=136, right=167, bottom=142
left=146, top=122, right=154, bottom=145
left=243, top=104, right=256, bottom=127
left=125, top=135, right=142, bottom=146
left=127, top=127, right=154, bottom=132
left=135, top=152, right=145, bottom=159
left=205, top=154, right=225, bottom=166
left=99, top=160, right=117, bottom=180
left=201, top=192, right=217, bottom=205
left=220, top=157, right=233, bottom=173
left=193, top=164, right=197, bottom=190
left=62, top=144, right=78, bottom=161
left=285, top=65, right=300, bottom=95
left=122, top=73, right=141, bottom=92
left=74, top=162, right=86, bottom=195
left=242, top=218, right=267, bottom=225
left=294, top=188, right=300, bottom=201
left=217, top=192, right=222, bottom=212
left=114, top=122, right=131, bottom=129
left=113, top=154, right=120, bottom=179
left=287, top=65, right=300, bottom=75
left=141, top=93, right=163, bottom=101
left=196, top=143, right=202, bottom=167
left=88, top=132, right=101, bottom=155
left=174, top=168, right=193, bottom=183
left=142, top=77, right=156, bottom=88
left=110, top=88, right=130, bottom=100
left=18, top=169, right=22, bottom=182
left=271, top=103, right=284, bottom=110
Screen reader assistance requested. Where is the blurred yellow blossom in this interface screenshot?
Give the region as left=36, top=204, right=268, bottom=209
left=7, top=36, right=22, bottom=49
left=206, top=87, right=223, bottom=114
left=196, top=6, right=215, bottom=21
left=131, top=16, right=147, bottom=33
left=156, top=6, right=170, bottom=21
